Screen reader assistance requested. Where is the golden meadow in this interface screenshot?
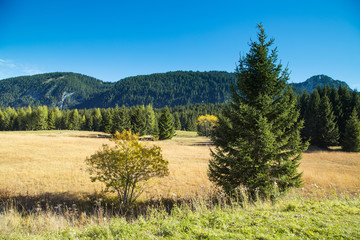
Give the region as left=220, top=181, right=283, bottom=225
left=0, top=130, right=359, bottom=199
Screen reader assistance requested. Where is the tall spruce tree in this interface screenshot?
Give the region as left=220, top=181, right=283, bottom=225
left=33, top=106, right=48, bottom=130
left=112, top=105, right=131, bottom=133
left=47, top=110, right=56, bottom=130
left=306, top=89, right=321, bottom=144
left=130, top=105, right=147, bottom=135
left=208, top=24, right=308, bottom=200
left=299, top=91, right=311, bottom=140
left=158, top=106, right=175, bottom=140
left=173, top=112, right=182, bottom=130
left=315, top=95, right=339, bottom=148
left=342, top=108, right=360, bottom=152
left=338, top=85, right=352, bottom=144
left=144, top=105, right=157, bottom=135
left=69, top=109, right=81, bottom=130
left=329, top=86, right=342, bottom=129
left=92, top=108, right=103, bottom=131
left=101, top=108, right=114, bottom=133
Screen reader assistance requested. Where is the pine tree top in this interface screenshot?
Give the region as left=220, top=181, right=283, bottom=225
left=235, top=24, right=289, bottom=107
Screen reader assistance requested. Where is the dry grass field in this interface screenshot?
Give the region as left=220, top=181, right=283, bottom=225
left=0, top=130, right=359, bottom=199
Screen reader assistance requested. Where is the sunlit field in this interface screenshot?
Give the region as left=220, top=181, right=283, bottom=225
left=0, top=131, right=359, bottom=199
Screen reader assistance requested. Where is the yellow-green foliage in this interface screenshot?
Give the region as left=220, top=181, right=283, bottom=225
left=85, top=130, right=169, bottom=204
left=196, top=114, right=218, bottom=137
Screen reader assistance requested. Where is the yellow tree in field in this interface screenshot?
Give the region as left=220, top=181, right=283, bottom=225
left=197, top=114, right=218, bottom=137
left=85, top=130, right=169, bottom=204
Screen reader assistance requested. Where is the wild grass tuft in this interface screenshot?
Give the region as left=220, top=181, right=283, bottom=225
left=1, top=190, right=359, bottom=239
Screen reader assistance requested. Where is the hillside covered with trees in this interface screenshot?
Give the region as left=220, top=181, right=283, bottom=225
left=0, top=71, right=349, bottom=109
left=81, top=71, right=236, bottom=108
left=0, top=72, right=112, bottom=109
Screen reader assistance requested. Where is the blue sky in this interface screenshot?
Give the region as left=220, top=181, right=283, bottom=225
left=1, top=0, right=359, bottom=89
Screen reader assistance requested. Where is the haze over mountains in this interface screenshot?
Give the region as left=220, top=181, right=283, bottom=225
left=0, top=71, right=350, bottom=109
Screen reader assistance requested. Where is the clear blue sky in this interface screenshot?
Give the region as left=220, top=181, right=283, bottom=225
left=1, top=0, right=359, bottom=89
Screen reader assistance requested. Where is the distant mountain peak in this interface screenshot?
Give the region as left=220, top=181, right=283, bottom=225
left=291, top=75, right=349, bottom=94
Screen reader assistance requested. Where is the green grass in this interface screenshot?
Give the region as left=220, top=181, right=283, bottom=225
left=1, top=195, right=359, bottom=239
left=175, top=130, right=199, bottom=137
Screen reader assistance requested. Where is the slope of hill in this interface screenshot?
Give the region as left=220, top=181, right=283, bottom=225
left=81, top=71, right=236, bottom=108
left=0, top=72, right=351, bottom=109
left=291, top=75, right=349, bottom=95
left=0, top=72, right=113, bottom=109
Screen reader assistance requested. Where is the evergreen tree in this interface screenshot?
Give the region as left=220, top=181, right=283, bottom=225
left=144, top=105, right=156, bottom=135
left=342, top=108, right=360, bottom=152
left=17, top=108, right=27, bottom=130
left=152, top=114, right=160, bottom=138
left=0, top=110, right=6, bottom=130
left=24, top=106, right=33, bottom=130
left=92, top=108, right=103, bottom=131
left=53, top=107, right=62, bottom=130
left=12, top=111, right=20, bottom=130
left=60, top=110, right=71, bottom=130
left=130, top=106, right=147, bottom=135
left=208, top=25, right=308, bottom=200
left=47, top=110, right=56, bottom=130
left=111, top=105, right=121, bottom=132
left=158, top=106, right=175, bottom=140
left=351, top=91, right=360, bottom=117
left=101, top=108, right=114, bottom=133
left=299, top=91, right=310, bottom=140
left=315, top=95, right=339, bottom=148
left=5, top=107, right=17, bottom=130
left=33, top=106, right=48, bottom=130
left=80, top=114, right=87, bottom=130
left=173, top=112, right=182, bottom=130
left=112, top=105, right=131, bottom=133
left=338, top=85, right=352, bottom=143
left=329, top=86, right=342, bottom=127
left=86, top=115, right=94, bottom=131
left=306, top=89, right=321, bottom=145
left=184, top=112, right=197, bottom=131
left=69, top=109, right=81, bottom=130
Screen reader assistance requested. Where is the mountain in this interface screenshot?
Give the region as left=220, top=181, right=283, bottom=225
left=0, top=72, right=351, bottom=109
left=0, top=72, right=113, bottom=109
left=291, top=75, right=349, bottom=95
left=80, top=71, right=236, bottom=108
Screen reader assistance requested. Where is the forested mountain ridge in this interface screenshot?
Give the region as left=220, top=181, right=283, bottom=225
left=291, top=75, right=349, bottom=95
left=0, top=72, right=112, bottom=109
left=0, top=71, right=351, bottom=109
left=81, top=71, right=236, bottom=108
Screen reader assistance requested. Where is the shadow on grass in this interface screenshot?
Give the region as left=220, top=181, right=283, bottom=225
left=305, top=145, right=343, bottom=153
left=0, top=190, right=199, bottom=220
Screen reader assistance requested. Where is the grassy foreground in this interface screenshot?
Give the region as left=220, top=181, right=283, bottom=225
left=1, top=194, right=359, bottom=239
left=0, top=131, right=359, bottom=239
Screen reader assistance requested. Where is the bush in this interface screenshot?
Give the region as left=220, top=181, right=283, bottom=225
left=85, top=130, right=169, bottom=204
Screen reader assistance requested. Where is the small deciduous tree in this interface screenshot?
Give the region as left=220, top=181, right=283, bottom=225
left=196, top=114, right=218, bottom=137
left=85, top=130, right=169, bottom=204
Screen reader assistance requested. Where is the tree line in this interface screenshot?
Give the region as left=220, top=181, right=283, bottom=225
left=1, top=84, right=359, bottom=150
left=299, top=85, right=360, bottom=150
left=0, top=103, right=224, bottom=135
